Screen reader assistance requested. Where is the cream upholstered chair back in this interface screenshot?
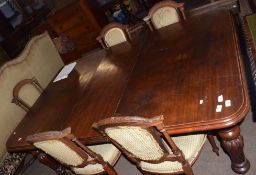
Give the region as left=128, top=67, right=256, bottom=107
left=97, top=22, right=130, bottom=49
left=104, top=28, right=127, bottom=47
left=12, top=78, right=43, bottom=111
left=26, top=127, right=119, bottom=175
left=143, top=0, right=185, bottom=31
left=26, top=128, right=86, bottom=167
left=152, top=6, right=179, bottom=29
left=93, top=116, right=206, bottom=175
left=93, top=116, right=181, bottom=162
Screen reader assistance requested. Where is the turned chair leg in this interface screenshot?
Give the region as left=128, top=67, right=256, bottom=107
left=207, top=134, right=219, bottom=156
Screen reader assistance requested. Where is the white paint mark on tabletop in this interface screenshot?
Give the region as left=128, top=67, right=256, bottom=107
left=17, top=138, right=22, bottom=142
left=225, top=100, right=231, bottom=107
left=216, top=105, right=222, bottom=112
left=218, top=95, right=223, bottom=102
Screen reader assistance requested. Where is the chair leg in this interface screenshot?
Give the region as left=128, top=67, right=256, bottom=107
left=207, top=134, right=219, bottom=156
left=182, top=160, right=194, bottom=175
left=14, top=153, right=37, bottom=175
left=37, top=153, right=67, bottom=175
left=103, top=162, right=118, bottom=175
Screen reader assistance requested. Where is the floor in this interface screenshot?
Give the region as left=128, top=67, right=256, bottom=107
left=22, top=110, right=256, bottom=175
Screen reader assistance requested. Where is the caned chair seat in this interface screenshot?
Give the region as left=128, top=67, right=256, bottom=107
left=140, top=134, right=206, bottom=173
left=73, top=144, right=121, bottom=174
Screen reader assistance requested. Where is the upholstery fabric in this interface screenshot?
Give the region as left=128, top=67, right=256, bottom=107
left=104, top=28, right=127, bottom=47
left=34, top=140, right=84, bottom=166
left=24, top=33, right=64, bottom=88
left=0, top=153, right=26, bottom=175
left=105, top=126, right=164, bottom=160
left=140, top=134, right=206, bottom=173
left=0, top=60, right=32, bottom=158
left=72, top=144, right=121, bottom=175
left=0, top=32, right=64, bottom=160
left=152, top=7, right=179, bottom=29
left=18, top=83, right=41, bottom=107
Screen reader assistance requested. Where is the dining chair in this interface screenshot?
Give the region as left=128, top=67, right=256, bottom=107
left=143, top=0, right=186, bottom=31
left=96, top=22, right=131, bottom=49
left=93, top=115, right=206, bottom=175
left=12, top=78, right=43, bottom=112
left=26, top=127, right=121, bottom=175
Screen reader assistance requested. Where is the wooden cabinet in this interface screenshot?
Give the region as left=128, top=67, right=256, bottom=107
left=47, top=0, right=106, bottom=63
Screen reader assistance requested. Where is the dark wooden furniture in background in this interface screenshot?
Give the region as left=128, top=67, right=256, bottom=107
left=47, top=0, right=108, bottom=63
left=0, top=4, right=50, bottom=58
left=6, top=9, right=250, bottom=174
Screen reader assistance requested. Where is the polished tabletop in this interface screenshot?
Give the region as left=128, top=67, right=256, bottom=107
left=7, top=9, right=249, bottom=153
left=116, top=10, right=250, bottom=134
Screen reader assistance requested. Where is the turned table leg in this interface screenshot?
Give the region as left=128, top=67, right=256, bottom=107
left=218, top=125, right=250, bottom=174
left=37, top=153, right=67, bottom=175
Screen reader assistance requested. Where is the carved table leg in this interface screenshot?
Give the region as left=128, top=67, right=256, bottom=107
left=218, top=125, right=250, bottom=174
left=38, top=153, right=67, bottom=175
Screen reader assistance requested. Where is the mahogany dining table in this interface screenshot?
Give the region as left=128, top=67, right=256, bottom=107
left=6, top=9, right=250, bottom=174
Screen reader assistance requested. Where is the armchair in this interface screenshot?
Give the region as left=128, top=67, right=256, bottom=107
left=93, top=115, right=206, bottom=175
left=26, top=127, right=121, bottom=175
left=96, top=22, right=130, bottom=49
left=143, top=0, right=185, bottom=31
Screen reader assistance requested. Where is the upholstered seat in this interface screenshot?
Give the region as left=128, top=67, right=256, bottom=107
left=143, top=0, right=186, bottom=31
left=140, top=134, right=206, bottom=173
left=96, top=22, right=130, bottom=49
left=73, top=144, right=120, bottom=174
left=26, top=127, right=120, bottom=175
left=93, top=116, right=206, bottom=175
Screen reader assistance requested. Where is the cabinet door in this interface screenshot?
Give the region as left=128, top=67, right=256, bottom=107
left=47, top=1, right=101, bottom=56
